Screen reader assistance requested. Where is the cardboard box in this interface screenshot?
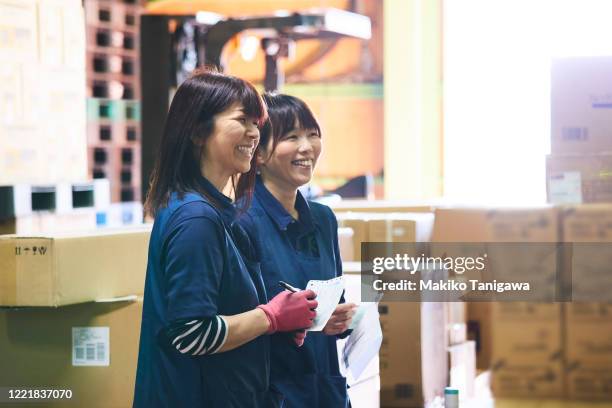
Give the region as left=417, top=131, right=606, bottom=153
left=492, top=319, right=562, bottom=366
left=547, top=154, right=612, bottom=204
left=566, top=303, right=612, bottom=367
left=491, top=307, right=564, bottom=398
left=337, top=212, right=434, bottom=261
left=367, top=213, right=434, bottom=243
left=432, top=208, right=490, bottom=243
left=0, top=226, right=150, bottom=306
left=566, top=365, right=612, bottom=401
left=561, top=205, right=612, bottom=300
left=491, top=363, right=564, bottom=398
left=551, top=56, right=612, bottom=154
left=378, top=302, right=447, bottom=407
left=448, top=341, right=476, bottom=401
left=0, top=298, right=142, bottom=407
left=432, top=206, right=558, bottom=242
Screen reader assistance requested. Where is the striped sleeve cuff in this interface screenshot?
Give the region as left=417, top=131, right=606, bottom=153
left=165, top=315, right=228, bottom=356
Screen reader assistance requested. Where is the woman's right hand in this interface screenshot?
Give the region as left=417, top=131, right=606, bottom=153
left=257, top=290, right=318, bottom=333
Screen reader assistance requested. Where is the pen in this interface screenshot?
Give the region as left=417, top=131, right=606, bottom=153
left=279, top=281, right=301, bottom=293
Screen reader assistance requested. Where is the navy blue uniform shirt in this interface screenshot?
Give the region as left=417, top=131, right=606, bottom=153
left=133, top=176, right=281, bottom=408
left=236, top=177, right=349, bottom=408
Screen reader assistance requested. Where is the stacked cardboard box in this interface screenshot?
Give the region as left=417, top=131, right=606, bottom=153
left=486, top=207, right=562, bottom=397
left=547, top=56, right=612, bottom=204
left=0, top=0, right=87, bottom=184
left=561, top=204, right=612, bottom=400
left=432, top=206, right=564, bottom=399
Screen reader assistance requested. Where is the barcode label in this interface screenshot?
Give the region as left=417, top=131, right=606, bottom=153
left=72, top=327, right=110, bottom=366
left=548, top=171, right=582, bottom=204
left=561, top=127, right=588, bottom=141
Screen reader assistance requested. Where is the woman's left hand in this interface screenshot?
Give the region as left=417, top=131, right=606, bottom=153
left=323, top=303, right=357, bottom=335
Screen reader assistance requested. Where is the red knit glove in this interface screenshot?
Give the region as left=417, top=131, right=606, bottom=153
left=258, top=290, right=317, bottom=334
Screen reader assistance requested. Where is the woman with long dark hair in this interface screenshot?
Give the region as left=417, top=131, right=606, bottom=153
left=133, top=70, right=318, bottom=407
left=236, top=93, right=355, bottom=407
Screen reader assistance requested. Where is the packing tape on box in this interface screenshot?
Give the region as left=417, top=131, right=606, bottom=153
left=0, top=240, right=17, bottom=305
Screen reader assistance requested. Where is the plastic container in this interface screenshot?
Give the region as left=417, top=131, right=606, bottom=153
left=444, top=387, right=459, bottom=408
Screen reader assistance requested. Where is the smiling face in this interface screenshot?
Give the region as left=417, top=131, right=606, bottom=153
left=258, top=120, right=322, bottom=191
left=200, top=103, right=260, bottom=188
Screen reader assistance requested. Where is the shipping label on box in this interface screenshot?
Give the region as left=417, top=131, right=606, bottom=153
left=72, top=327, right=110, bottom=366
left=547, top=154, right=612, bottom=204
left=548, top=171, right=583, bottom=204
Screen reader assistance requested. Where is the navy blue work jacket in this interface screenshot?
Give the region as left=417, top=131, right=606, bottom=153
left=133, top=176, right=281, bottom=408
left=236, top=178, right=349, bottom=408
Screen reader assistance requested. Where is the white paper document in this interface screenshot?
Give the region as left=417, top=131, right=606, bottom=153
left=343, top=302, right=383, bottom=380
left=306, top=276, right=345, bottom=331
